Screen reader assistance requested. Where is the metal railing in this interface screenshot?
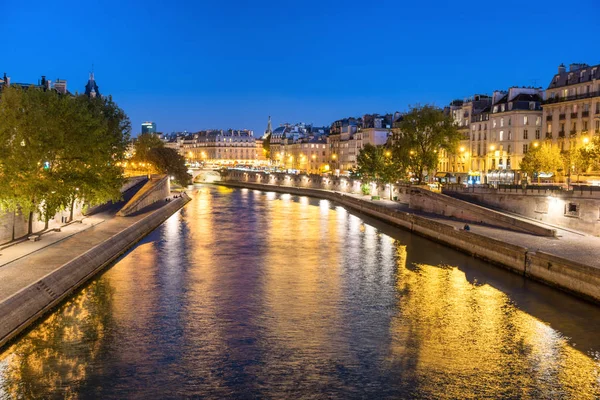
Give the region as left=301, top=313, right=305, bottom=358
left=543, top=91, right=600, bottom=105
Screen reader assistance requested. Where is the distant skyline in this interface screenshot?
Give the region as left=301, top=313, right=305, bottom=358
left=2, top=0, right=599, bottom=136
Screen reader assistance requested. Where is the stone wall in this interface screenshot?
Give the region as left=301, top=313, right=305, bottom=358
left=117, top=175, right=170, bottom=217
left=0, top=193, right=190, bottom=349
left=443, top=185, right=600, bottom=236
left=218, top=180, right=600, bottom=304
left=223, top=171, right=553, bottom=236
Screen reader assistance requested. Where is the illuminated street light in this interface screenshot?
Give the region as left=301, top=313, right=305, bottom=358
left=490, top=145, right=496, bottom=151
left=459, top=146, right=465, bottom=153
left=583, top=137, right=590, bottom=144
left=533, top=142, right=539, bottom=148
left=385, top=150, right=391, bottom=157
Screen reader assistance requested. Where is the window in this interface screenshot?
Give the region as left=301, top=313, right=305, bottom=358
left=507, top=157, right=511, bottom=168
left=523, top=130, right=528, bottom=139
left=508, top=131, right=512, bottom=140
left=536, top=116, right=541, bottom=126
left=529, top=102, right=536, bottom=110
left=596, top=120, right=600, bottom=132
left=484, top=123, right=487, bottom=130
left=500, top=118, right=504, bottom=127
left=493, top=106, right=498, bottom=113
left=507, top=144, right=511, bottom=154
left=535, top=129, right=540, bottom=139
left=565, top=203, right=579, bottom=217
left=499, top=130, right=504, bottom=141
left=501, top=104, right=505, bottom=112
left=524, top=116, right=529, bottom=125
left=493, top=119, right=497, bottom=128
left=508, top=102, right=513, bottom=110
left=523, top=144, right=528, bottom=153
left=584, top=121, right=588, bottom=131
left=508, top=118, right=512, bottom=126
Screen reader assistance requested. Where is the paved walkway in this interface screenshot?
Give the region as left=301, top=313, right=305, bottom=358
left=342, top=192, right=600, bottom=269
left=0, top=193, right=185, bottom=303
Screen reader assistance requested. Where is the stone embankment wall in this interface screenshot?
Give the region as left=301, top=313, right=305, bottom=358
left=443, top=184, right=600, bottom=236
left=223, top=171, right=554, bottom=236
left=218, top=179, right=600, bottom=304
left=118, top=175, right=170, bottom=217
left=0, top=193, right=190, bottom=349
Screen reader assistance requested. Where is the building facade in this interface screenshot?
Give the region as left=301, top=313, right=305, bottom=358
left=182, top=129, right=265, bottom=166
left=542, top=63, right=600, bottom=181
left=270, top=123, right=329, bottom=173
left=142, top=121, right=157, bottom=134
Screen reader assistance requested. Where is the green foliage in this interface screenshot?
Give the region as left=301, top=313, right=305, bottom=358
left=520, top=144, right=563, bottom=181
left=262, top=134, right=271, bottom=159
left=356, top=143, right=406, bottom=185
left=360, top=183, right=370, bottom=195
left=133, top=133, right=164, bottom=161
left=132, top=133, right=191, bottom=185
left=147, top=147, right=192, bottom=186
left=0, top=85, right=130, bottom=232
left=392, top=104, right=461, bottom=184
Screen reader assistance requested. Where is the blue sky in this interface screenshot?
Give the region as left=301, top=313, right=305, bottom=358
left=2, top=0, right=598, bottom=136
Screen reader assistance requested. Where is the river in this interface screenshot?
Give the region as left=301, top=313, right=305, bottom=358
left=1, top=185, right=599, bottom=399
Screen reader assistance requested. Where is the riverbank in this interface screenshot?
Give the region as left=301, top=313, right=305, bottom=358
left=217, top=181, right=600, bottom=305
left=0, top=193, right=191, bottom=350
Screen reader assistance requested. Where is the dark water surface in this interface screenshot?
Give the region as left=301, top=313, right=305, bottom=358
left=1, top=185, right=599, bottom=399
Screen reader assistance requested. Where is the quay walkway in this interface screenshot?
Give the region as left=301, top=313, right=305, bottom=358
left=343, top=193, right=600, bottom=269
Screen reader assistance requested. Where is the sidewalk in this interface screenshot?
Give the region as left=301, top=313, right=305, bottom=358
left=0, top=193, right=185, bottom=303
left=343, top=192, right=600, bottom=269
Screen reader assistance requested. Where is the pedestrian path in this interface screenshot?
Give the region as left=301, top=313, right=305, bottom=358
left=0, top=194, right=186, bottom=303
left=341, top=192, right=600, bottom=269
left=0, top=217, right=105, bottom=268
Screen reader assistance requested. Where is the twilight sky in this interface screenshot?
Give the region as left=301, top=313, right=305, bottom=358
left=2, top=0, right=598, bottom=136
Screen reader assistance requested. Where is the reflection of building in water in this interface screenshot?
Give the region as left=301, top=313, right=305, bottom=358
left=0, top=279, right=115, bottom=399
left=388, top=259, right=599, bottom=398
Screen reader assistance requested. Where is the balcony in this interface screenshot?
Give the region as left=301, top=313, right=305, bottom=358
left=546, top=115, right=552, bottom=121
left=571, top=112, right=578, bottom=119
left=545, top=133, right=553, bottom=139
left=542, top=91, right=600, bottom=105
left=559, top=113, right=566, bottom=120
left=558, top=131, right=565, bottom=138
left=570, top=130, right=577, bottom=137
left=582, top=111, right=590, bottom=118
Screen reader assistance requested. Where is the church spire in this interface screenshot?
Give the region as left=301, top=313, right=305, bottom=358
left=266, top=116, right=272, bottom=135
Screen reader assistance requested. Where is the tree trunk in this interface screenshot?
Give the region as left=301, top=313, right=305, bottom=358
left=69, top=197, right=76, bottom=222
left=27, top=210, right=34, bottom=235
left=12, top=211, right=16, bottom=241
left=44, top=215, right=49, bottom=231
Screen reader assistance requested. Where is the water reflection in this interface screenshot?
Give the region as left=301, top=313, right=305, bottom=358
left=1, top=185, right=599, bottom=399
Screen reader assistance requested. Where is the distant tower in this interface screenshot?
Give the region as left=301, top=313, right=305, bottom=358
left=263, top=116, right=272, bottom=139
left=85, top=70, right=100, bottom=98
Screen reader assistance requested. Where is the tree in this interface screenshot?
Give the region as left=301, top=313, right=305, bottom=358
left=520, top=144, right=563, bottom=183
left=0, top=85, right=130, bottom=235
left=356, top=144, right=406, bottom=199
left=132, top=133, right=191, bottom=185
left=392, top=105, right=461, bottom=184
left=147, top=147, right=192, bottom=186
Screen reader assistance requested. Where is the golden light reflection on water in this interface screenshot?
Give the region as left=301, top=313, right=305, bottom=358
left=389, top=242, right=600, bottom=399
left=1, top=186, right=599, bottom=399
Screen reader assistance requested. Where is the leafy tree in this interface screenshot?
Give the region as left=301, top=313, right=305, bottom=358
left=0, top=85, right=130, bottom=235
left=356, top=144, right=405, bottom=199
left=262, top=134, right=271, bottom=160
left=392, top=105, right=461, bottom=184
left=132, top=133, right=191, bottom=185
left=133, top=132, right=164, bottom=160
left=147, top=147, right=192, bottom=186
left=520, top=144, right=563, bottom=183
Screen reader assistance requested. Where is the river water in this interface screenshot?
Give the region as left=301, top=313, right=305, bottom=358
left=1, top=185, right=599, bottom=399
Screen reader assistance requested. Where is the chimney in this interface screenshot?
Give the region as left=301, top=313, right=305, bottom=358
left=558, top=64, right=566, bottom=74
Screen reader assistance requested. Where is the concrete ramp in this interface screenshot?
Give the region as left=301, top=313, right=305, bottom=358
left=409, top=187, right=556, bottom=237
left=118, top=175, right=170, bottom=217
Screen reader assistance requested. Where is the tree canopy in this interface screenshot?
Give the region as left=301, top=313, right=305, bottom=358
left=392, top=105, right=461, bottom=184
left=519, top=144, right=563, bottom=182
left=0, top=85, right=130, bottom=232
left=131, top=133, right=191, bottom=186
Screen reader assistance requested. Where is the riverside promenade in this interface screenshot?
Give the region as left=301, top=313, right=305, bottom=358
left=219, top=180, right=600, bottom=304
left=0, top=191, right=190, bottom=348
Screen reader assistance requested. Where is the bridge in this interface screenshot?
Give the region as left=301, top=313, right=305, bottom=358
left=188, top=168, right=222, bottom=183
